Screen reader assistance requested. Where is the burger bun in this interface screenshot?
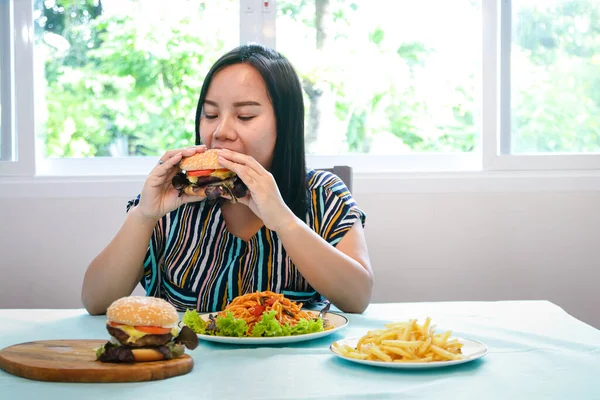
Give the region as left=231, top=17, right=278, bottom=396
left=106, top=296, right=179, bottom=328
left=131, top=347, right=181, bottom=362
left=179, top=149, right=222, bottom=171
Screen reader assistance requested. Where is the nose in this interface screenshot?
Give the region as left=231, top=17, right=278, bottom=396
left=213, top=115, right=237, bottom=142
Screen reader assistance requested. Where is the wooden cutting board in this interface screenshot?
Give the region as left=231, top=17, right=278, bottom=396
left=0, top=340, right=194, bottom=383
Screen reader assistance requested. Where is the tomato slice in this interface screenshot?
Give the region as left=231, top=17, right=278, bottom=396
left=264, top=298, right=276, bottom=306
left=187, top=168, right=230, bottom=177
left=251, top=305, right=265, bottom=317
left=109, top=322, right=123, bottom=327
left=187, top=169, right=214, bottom=177
left=134, top=326, right=172, bottom=335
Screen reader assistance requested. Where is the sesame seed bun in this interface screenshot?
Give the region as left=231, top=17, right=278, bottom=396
left=130, top=347, right=183, bottom=362
left=106, top=296, right=179, bottom=328
left=179, top=149, right=222, bottom=171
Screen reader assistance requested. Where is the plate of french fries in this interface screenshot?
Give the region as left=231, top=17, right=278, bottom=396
left=330, top=318, right=487, bottom=369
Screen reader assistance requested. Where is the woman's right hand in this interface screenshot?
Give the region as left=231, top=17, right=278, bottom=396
left=135, top=146, right=207, bottom=220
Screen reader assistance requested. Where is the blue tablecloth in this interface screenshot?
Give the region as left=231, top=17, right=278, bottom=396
left=1, top=301, right=599, bottom=399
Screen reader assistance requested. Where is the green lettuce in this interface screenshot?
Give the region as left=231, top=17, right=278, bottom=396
left=251, top=310, right=325, bottom=337
left=182, top=309, right=247, bottom=336
left=251, top=310, right=288, bottom=337
left=182, top=309, right=206, bottom=334
left=288, top=317, right=324, bottom=335
left=95, top=344, right=106, bottom=358
left=181, top=309, right=325, bottom=338
left=215, top=311, right=248, bottom=337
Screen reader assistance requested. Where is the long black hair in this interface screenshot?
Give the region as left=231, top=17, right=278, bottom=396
left=194, top=44, right=307, bottom=220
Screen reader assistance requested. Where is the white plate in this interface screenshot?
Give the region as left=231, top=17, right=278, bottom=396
left=330, top=337, right=487, bottom=369
left=195, top=310, right=348, bottom=345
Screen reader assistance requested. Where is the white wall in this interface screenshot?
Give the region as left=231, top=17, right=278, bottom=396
left=1, top=174, right=599, bottom=329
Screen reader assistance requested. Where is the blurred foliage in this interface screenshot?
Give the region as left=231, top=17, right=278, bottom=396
left=35, top=0, right=223, bottom=156
left=35, top=0, right=600, bottom=156
left=512, top=0, right=600, bottom=152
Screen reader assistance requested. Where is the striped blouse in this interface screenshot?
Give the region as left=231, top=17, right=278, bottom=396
left=127, top=169, right=366, bottom=312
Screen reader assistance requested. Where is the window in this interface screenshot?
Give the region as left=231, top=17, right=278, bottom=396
left=33, top=0, right=239, bottom=158
left=1, top=0, right=599, bottom=177
left=277, top=0, right=482, bottom=155
left=507, top=0, right=600, bottom=154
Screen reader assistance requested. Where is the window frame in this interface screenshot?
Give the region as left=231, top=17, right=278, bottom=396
left=1, top=0, right=599, bottom=179
left=0, top=0, right=12, bottom=163
left=0, top=0, right=35, bottom=176
left=487, top=0, right=600, bottom=171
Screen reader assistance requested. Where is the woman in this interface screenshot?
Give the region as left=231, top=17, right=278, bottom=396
left=82, top=44, right=373, bottom=315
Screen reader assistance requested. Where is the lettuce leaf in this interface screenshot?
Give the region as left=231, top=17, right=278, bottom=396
left=182, top=309, right=206, bottom=334
left=251, top=310, right=288, bottom=337
left=95, top=344, right=107, bottom=358
left=288, top=317, right=324, bottom=335
left=250, top=311, right=325, bottom=337
left=182, top=308, right=324, bottom=337
left=215, top=311, right=248, bottom=337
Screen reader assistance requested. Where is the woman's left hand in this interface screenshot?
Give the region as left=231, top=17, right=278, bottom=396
left=216, top=149, right=296, bottom=232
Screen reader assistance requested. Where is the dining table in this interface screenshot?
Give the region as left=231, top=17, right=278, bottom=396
left=1, top=300, right=599, bottom=399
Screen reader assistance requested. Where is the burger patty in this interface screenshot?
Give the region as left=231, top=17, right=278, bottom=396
left=191, top=175, right=223, bottom=185
left=171, top=173, right=221, bottom=190
left=171, top=172, right=248, bottom=200
left=106, top=325, right=173, bottom=347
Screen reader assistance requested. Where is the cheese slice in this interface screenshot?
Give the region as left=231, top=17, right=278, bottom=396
left=115, top=325, right=147, bottom=343
left=186, top=169, right=234, bottom=184
left=211, top=169, right=235, bottom=180
left=107, top=323, right=180, bottom=344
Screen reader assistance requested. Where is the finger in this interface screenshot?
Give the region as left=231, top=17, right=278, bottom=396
left=181, top=145, right=207, bottom=158
left=154, top=152, right=183, bottom=178
left=159, top=145, right=206, bottom=163
left=217, top=149, right=265, bottom=174
left=217, top=156, right=259, bottom=187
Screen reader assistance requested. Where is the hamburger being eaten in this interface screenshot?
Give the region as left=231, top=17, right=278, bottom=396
left=171, top=149, right=248, bottom=203
left=96, top=296, right=198, bottom=363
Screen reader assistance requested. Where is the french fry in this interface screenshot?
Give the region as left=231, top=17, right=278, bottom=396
left=334, top=318, right=465, bottom=364
left=334, top=343, right=369, bottom=360
left=401, top=324, right=411, bottom=341
left=380, top=345, right=417, bottom=360
left=369, top=345, right=393, bottom=362
left=417, top=336, right=432, bottom=357
left=431, top=345, right=462, bottom=361
left=394, top=356, right=433, bottom=363
left=381, top=340, right=421, bottom=348
left=374, top=331, right=397, bottom=344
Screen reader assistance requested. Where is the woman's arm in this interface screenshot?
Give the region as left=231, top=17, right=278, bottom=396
left=81, top=207, right=157, bottom=315
left=276, top=218, right=373, bottom=313
left=81, top=146, right=207, bottom=315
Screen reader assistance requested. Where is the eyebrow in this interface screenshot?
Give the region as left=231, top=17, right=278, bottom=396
left=204, top=100, right=262, bottom=107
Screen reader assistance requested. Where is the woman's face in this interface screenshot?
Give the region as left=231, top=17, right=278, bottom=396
left=199, top=63, right=277, bottom=170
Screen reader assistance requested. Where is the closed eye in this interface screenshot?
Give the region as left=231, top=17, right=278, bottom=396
left=238, top=116, right=255, bottom=121
left=204, top=115, right=218, bottom=120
